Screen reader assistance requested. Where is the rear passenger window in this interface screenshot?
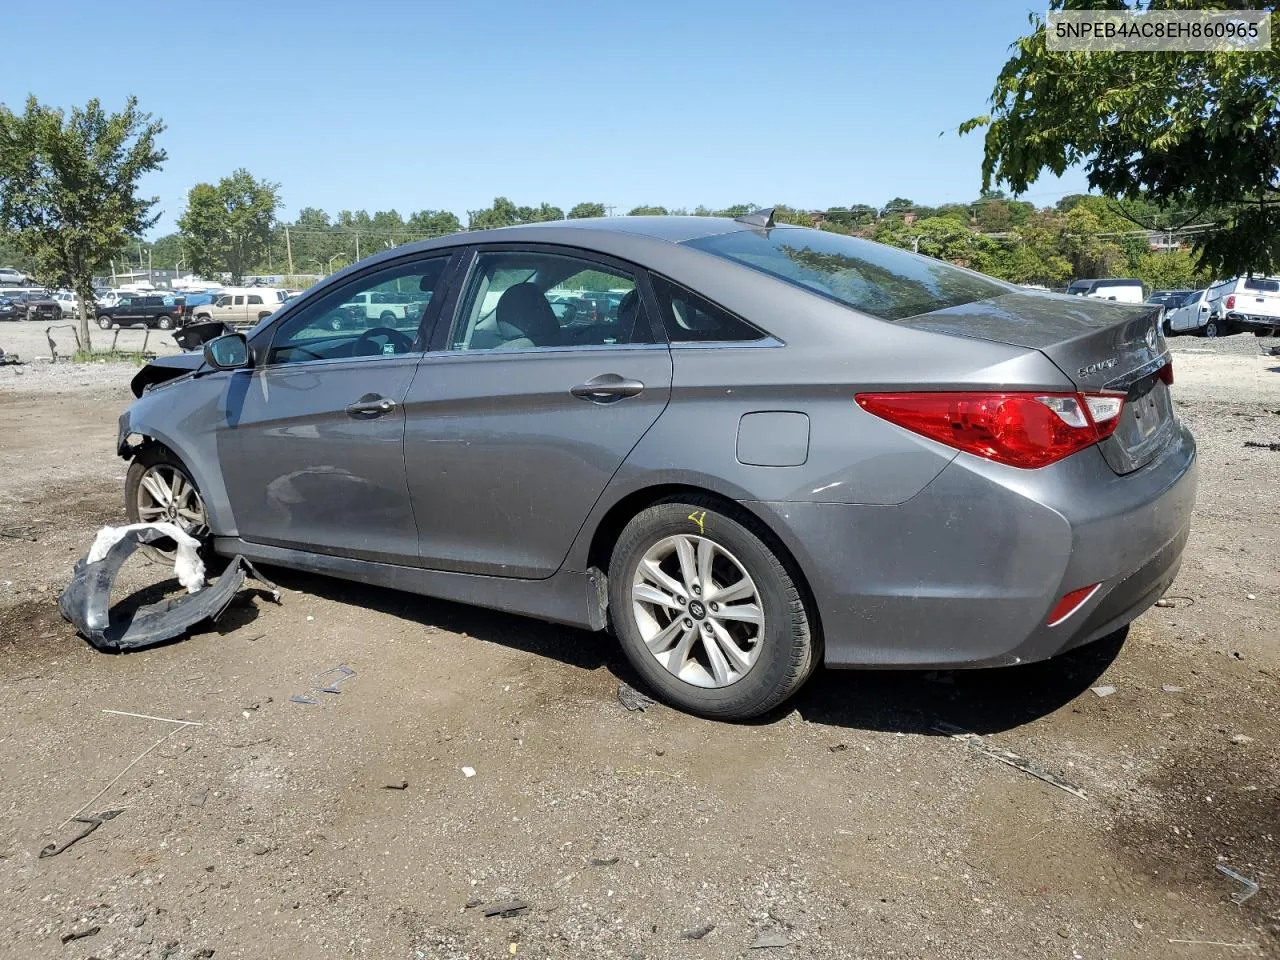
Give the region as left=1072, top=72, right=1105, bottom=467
left=247, top=295, right=264, bottom=305
left=651, top=276, right=766, bottom=343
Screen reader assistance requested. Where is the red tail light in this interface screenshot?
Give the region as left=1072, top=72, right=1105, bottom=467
left=855, top=391, right=1125, bottom=469
left=1158, top=359, right=1173, bottom=385
left=1046, top=583, right=1102, bottom=627
left=1225, top=294, right=1236, bottom=309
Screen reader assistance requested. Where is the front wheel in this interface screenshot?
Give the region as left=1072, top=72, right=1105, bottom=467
left=125, top=445, right=211, bottom=561
left=97, top=315, right=113, bottom=330
left=608, top=498, right=816, bottom=720
left=1204, top=318, right=1221, bottom=338
left=156, top=314, right=173, bottom=330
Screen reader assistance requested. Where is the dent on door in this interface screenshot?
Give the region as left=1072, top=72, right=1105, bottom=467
left=404, top=349, right=674, bottom=579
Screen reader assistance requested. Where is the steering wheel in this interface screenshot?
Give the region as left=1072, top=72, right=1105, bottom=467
left=353, top=326, right=414, bottom=357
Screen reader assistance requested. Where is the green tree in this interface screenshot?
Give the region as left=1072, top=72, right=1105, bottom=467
left=568, top=202, right=606, bottom=218
left=0, top=95, right=165, bottom=346
left=468, top=197, right=563, bottom=229
left=178, top=169, right=279, bottom=283
left=627, top=205, right=668, bottom=216
left=407, top=209, right=461, bottom=236
left=148, top=232, right=184, bottom=269
left=963, top=1, right=1280, bottom=276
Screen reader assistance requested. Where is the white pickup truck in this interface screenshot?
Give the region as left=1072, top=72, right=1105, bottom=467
left=1205, top=275, right=1280, bottom=336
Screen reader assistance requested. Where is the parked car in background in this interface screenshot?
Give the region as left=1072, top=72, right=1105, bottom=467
left=1147, top=289, right=1191, bottom=313
left=117, top=214, right=1195, bottom=719
left=96, top=294, right=187, bottom=330
left=1066, top=278, right=1146, bottom=303
left=0, top=297, right=20, bottom=321
left=190, top=287, right=288, bottom=325
left=52, top=290, right=82, bottom=319
left=23, top=295, right=63, bottom=322
left=0, top=267, right=27, bottom=285
left=1163, top=289, right=1212, bottom=336
left=1204, top=275, right=1280, bottom=336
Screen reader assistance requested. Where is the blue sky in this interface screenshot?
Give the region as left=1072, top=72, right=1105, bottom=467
left=3, top=0, right=1090, bottom=236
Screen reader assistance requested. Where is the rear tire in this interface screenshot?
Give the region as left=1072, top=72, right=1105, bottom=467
left=608, top=497, right=815, bottom=720
left=1204, top=318, right=1221, bottom=338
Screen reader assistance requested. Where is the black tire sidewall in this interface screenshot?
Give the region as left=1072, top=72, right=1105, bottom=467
left=608, top=500, right=809, bottom=719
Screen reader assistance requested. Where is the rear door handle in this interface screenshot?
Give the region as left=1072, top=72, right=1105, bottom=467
left=346, top=394, right=397, bottom=417
left=570, top=374, right=645, bottom=403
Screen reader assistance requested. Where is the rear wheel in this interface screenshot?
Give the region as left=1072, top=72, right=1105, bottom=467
left=608, top=498, right=815, bottom=720
left=1204, top=318, right=1221, bottom=338
left=379, top=310, right=397, bottom=324
left=328, top=312, right=345, bottom=331
left=125, top=446, right=210, bottom=560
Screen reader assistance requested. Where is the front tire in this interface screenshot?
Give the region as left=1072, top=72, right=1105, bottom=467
left=97, top=315, right=112, bottom=329
left=608, top=498, right=815, bottom=720
left=125, top=445, right=211, bottom=561
left=156, top=314, right=173, bottom=330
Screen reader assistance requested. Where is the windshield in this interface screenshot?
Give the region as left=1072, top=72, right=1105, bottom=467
left=684, top=228, right=1008, bottom=322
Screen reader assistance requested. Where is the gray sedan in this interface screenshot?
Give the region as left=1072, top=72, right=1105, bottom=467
left=116, top=213, right=1196, bottom=719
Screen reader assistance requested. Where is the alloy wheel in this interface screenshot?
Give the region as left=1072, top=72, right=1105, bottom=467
left=630, top=534, right=765, bottom=688
left=135, top=464, right=209, bottom=540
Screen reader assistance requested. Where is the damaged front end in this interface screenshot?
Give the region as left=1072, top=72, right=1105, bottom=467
left=59, top=524, right=279, bottom=652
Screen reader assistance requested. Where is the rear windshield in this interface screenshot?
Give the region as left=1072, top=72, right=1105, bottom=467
left=684, top=228, right=1008, bottom=321
left=1243, top=277, right=1280, bottom=293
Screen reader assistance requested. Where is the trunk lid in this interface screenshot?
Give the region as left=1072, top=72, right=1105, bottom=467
left=897, top=291, right=1174, bottom=475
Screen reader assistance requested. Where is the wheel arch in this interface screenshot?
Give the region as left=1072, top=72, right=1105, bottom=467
left=118, top=400, right=237, bottom=537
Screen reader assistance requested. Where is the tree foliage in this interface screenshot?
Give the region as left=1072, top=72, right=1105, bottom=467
left=177, top=168, right=280, bottom=283
left=568, top=202, right=606, bottom=219
left=962, top=0, right=1280, bottom=276
left=0, top=95, right=165, bottom=344
left=468, top=197, right=564, bottom=230
left=627, top=205, right=669, bottom=216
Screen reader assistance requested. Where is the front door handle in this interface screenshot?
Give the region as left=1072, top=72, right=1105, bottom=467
left=346, top=394, right=397, bottom=417
left=570, top=374, right=645, bottom=403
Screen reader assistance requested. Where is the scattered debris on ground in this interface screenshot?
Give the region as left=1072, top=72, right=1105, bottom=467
left=59, top=925, right=100, bottom=944
left=482, top=900, right=529, bottom=918
left=936, top=723, right=1089, bottom=800
left=618, top=681, right=656, bottom=712
left=1243, top=440, right=1280, bottom=451
left=681, top=923, right=716, bottom=940
left=1091, top=685, right=1118, bottom=698
left=39, top=809, right=123, bottom=859
left=1215, top=864, right=1260, bottom=904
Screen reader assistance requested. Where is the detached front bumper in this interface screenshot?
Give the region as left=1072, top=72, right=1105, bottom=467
left=746, top=422, right=1198, bottom=669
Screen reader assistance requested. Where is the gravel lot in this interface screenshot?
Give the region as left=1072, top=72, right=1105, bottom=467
left=0, top=330, right=1277, bottom=960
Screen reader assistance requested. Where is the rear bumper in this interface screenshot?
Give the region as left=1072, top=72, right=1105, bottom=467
left=745, top=422, right=1198, bottom=668
left=1226, top=312, right=1280, bottom=332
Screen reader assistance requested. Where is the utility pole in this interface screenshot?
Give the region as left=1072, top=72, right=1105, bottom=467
left=285, top=225, right=294, bottom=275
left=355, top=232, right=361, bottom=261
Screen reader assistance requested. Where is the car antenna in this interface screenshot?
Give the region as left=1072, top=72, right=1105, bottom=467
left=734, top=207, right=776, bottom=228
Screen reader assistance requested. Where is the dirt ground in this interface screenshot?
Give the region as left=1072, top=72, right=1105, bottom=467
left=0, top=327, right=1277, bottom=960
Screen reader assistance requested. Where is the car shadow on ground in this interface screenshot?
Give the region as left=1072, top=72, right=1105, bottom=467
left=240, top=566, right=1124, bottom=737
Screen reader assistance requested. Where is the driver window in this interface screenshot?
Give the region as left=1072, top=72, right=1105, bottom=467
left=268, top=256, right=450, bottom=366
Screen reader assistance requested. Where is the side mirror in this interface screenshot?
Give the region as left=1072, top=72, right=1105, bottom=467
left=203, top=333, right=250, bottom=370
